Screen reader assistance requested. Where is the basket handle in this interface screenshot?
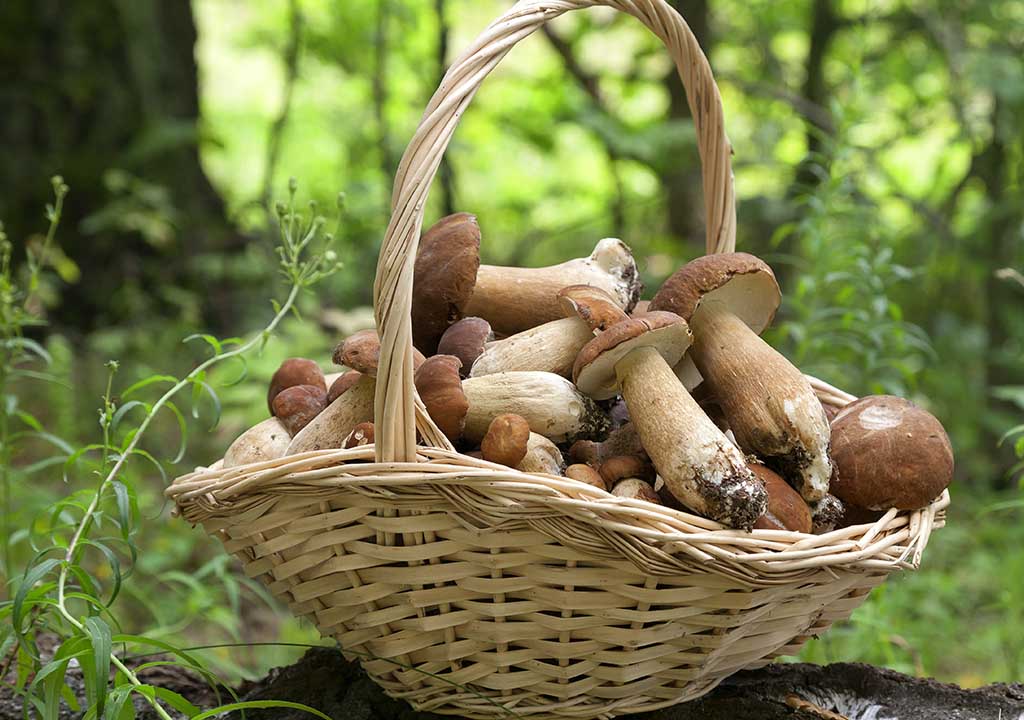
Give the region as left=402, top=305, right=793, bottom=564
left=373, top=0, right=736, bottom=462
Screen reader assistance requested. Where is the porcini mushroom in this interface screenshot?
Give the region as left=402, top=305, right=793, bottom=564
left=334, top=329, right=426, bottom=376
left=829, top=395, right=953, bottom=511
left=437, top=318, right=494, bottom=377
left=343, top=422, right=375, bottom=449
left=468, top=286, right=627, bottom=378
left=810, top=493, right=845, bottom=534
left=414, top=355, right=470, bottom=444
left=749, top=463, right=812, bottom=533
left=650, top=253, right=832, bottom=502
left=565, top=464, right=607, bottom=491
left=568, top=423, right=646, bottom=468
left=516, top=433, right=565, bottom=475
left=223, top=417, right=291, bottom=468
left=412, top=214, right=643, bottom=348
left=272, top=384, right=328, bottom=436
left=268, top=358, right=326, bottom=413
left=611, top=478, right=663, bottom=505
left=480, top=414, right=564, bottom=475
left=286, top=373, right=375, bottom=454
left=573, top=311, right=767, bottom=529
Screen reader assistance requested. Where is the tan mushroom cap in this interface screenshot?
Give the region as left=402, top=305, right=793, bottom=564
left=480, top=413, right=531, bottom=468
left=412, top=213, right=482, bottom=353
left=573, top=312, right=692, bottom=400
left=749, top=463, right=812, bottom=533
left=829, top=395, right=953, bottom=511
left=414, top=355, right=470, bottom=443
left=437, top=317, right=493, bottom=377
left=556, top=285, right=629, bottom=333
left=334, top=329, right=425, bottom=377
left=649, top=252, right=781, bottom=335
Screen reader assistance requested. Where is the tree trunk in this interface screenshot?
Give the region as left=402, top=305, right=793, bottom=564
left=0, top=0, right=240, bottom=332
left=5, top=646, right=1022, bottom=720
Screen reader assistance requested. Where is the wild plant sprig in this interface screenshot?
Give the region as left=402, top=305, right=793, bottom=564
left=5, top=178, right=341, bottom=719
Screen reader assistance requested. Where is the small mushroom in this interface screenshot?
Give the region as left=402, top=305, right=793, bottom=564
left=650, top=253, right=832, bottom=502
left=334, top=329, right=426, bottom=376
left=599, top=455, right=653, bottom=486
left=568, top=422, right=646, bottom=468
left=411, top=214, right=643, bottom=348
left=480, top=413, right=531, bottom=468
left=565, top=464, right=607, bottom=491
left=286, top=374, right=375, bottom=454
left=829, top=395, right=953, bottom=511
left=223, top=417, right=291, bottom=468
left=327, top=371, right=364, bottom=404
left=517, top=433, right=565, bottom=475
left=749, top=463, right=812, bottom=533
left=343, top=422, right=375, bottom=449
left=437, top=318, right=494, bottom=377
left=272, top=384, right=328, bottom=436
left=414, top=355, right=470, bottom=444
left=611, top=478, right=663, bottom=505
left=469, top=286, right=627, bottom=378
left=573, top=312, right=767, bottom=529
left=267, top=358, right=326, bottom=413
left=810, top=493, right=846, bottom=534
left=462, top=371, right=609, bottom=444
left=630, top=300, right=651, bottom=317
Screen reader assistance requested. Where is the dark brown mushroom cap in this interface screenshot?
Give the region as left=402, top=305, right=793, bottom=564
left=414, top=355, right=469, bottom=443
left=412, top=213, right=482, bottom=354
left=573, top=311, right=692, bottom=400
left=272, top=384, right=328, bottom=436
left=333, top=329, right=425, bottom=377
left=649, top=253, right=781, bottom=335
left=557, top=285, right=629, bottom=333
left=480, top=413, right=531, bottom=468
left=327, top=371, right=365, bottom=404
left=829, top=395, right=953, bottom=511
left=437, top=317, right=493, bottom=377
left=268, top=358, right=326, bottom=413
left=750, top=463, right=812, bottom=533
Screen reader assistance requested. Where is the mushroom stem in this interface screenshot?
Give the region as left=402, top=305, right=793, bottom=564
left=462, top=371, right=609, bottom=444
left=463, top=239, right=640, bottom=335
left=470, top=317, right=594, bottom=378
left=689, top=302, right=832, bottom=502
left=616, top=346, right=766, bottom=529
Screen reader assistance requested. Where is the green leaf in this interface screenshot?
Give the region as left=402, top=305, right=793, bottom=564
left=122, top=375, right=178, bottom=399
left=192, top=700, right=332, bottom=720
left=162, top=401, right=189, bottom=463
left=13, top=558, right=61, bottom=630
left=152, top=686, right=201, bottom=717
left=111, top=401, right=148, bottom=434
left=183, top=334, right=223, bottom=355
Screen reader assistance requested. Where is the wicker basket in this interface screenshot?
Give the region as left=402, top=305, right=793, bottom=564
left=167, top=1, right=949, bottom=717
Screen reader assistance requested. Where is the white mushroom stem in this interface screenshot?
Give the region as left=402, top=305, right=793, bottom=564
left=223, top=417, right=291, bottom=468
left=286, top=375, right=375, bottom=454
left=463, top=238, right=640, bottom=335
left=616, top=346, right=766, bottom=529
left=517, top=433, right=565, bottom=475
left=462, top=371, right=608, bottom=444
left=689, top=303, right=831, bottom=502
left=469, top=317, right=594, bottom=378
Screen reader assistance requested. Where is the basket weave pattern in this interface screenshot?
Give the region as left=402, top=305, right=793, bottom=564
left=168, top=1, right=948, bottom=717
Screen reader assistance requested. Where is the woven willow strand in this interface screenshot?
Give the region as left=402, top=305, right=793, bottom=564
left=373, top=0, right=736, bottom=464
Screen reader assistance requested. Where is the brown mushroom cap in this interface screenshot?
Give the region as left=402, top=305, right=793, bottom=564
left=480, top=413, right=531, bottom=468
left=327, top=370, right=365, bottom=404
left=414, top=355, right=469, bottom=443
left=556, top=285, right=629, bottom=333
left=611, top=478, right=663, bottom=505
left=565, top=464, right=608, bottom=491
left=649, top=252, right=781, bottom=335
left=412, top=213, right=482, bottom=354
left=272, top=384, right=328, bottom=436
left=599, top=455, right=653, bottom=486
left=333, top=329, right=425, bottom=377
left=343, top=422, right=375, bottom=449
left=750, top=463, right=812, bottom=533
left=829, top=395, right=953, bottom=511
left=437, top=317, right=494, bottom=377
left=268, top=358, right=326, bottom=413
left=573, top=312, right=692, bottom=400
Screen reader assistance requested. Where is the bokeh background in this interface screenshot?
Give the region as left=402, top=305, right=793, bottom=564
left=1, top=0, right=1022, bottom=688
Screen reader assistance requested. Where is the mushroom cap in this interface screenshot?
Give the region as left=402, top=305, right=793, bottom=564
left=327, top=370, right=365, bottom=404
left=565, top=464, right=607, bottom=491
left=573, top=312, right=692, bottom=400
left=611, top=478, right=663, bottom=505
left=829, top=395, right=953, bottom=511
left=272, top=384, right=328, bottom=436
left=480, top=413, right=531, bottom=468
left=750, top=463, right=812, bottom=533
left=414, top=355, right=469, bottom=443
left=437, top=317, right=493, bottom=377
left=333, top=329, right=425, bottom=377
left=412, top=213, right=482, bottom=354
left=557, top=285, right=629, bottom=333
left=599, top=455, right=653, bottom=485
left=268, top=358, right=326, bottom=413
left=649, top=253, right=781, bottom=335
left=343, top=422, right=375, bottom=449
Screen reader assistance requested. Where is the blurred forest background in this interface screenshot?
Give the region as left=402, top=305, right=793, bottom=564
left=1, top=0, right=1022, bottom=696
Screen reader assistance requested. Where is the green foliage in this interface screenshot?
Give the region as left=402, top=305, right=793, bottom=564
left=0, top=180, right=340, bottom=718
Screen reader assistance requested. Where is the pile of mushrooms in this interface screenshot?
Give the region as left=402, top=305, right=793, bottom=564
left=221, top=213, right=954, bottom=533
